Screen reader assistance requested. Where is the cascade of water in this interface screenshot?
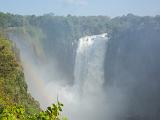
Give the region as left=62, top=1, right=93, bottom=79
left=74, top=33, right=108, bottom=95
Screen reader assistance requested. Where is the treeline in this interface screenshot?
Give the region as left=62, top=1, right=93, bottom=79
left=0, top=12, right=24, bottom=28
left=1, top=12, right=160, bottom=84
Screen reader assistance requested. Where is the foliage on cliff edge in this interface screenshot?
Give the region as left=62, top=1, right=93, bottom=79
left=0, top=34, right=40, bottom=115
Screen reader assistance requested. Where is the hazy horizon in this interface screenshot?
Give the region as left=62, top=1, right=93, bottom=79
left=0, top=0, right=160, bottom=17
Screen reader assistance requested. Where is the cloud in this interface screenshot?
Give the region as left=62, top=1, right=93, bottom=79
left=60, top=0, right=88, bottom=6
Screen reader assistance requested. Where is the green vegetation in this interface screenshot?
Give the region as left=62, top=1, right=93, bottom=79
left=0, top=33, right=67, bottom=119
left=0, top=12, right=24, bottom=28
left=0, top=101, right=67, bottom=120
left=0, top=34, right=40, bottom=114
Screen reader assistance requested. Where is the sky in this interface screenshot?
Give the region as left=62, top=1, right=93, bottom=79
left=0, top=0, right=160, bottom=17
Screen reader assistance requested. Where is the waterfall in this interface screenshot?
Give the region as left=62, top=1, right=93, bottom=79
left=59, top=33, right=109, bottom=120
left=74, top=33, right=108, bottom=95
left=9, top=31, right=110, bottom=120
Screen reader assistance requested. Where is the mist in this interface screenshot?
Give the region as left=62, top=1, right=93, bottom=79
left=6, top=14, right=160, bottom=120
left=8, top=30, right=111, bottom=120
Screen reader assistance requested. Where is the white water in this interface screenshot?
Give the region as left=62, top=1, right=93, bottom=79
left=74, top=33, right=108, bottom=95
left=59, top=33, right=109, bottom=120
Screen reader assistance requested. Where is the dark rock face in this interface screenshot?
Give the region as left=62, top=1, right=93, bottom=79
left=104, top=18, right=160, bottom=120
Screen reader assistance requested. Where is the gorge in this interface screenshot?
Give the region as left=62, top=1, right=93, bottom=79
left=1, top=13, right=160, bottom=120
